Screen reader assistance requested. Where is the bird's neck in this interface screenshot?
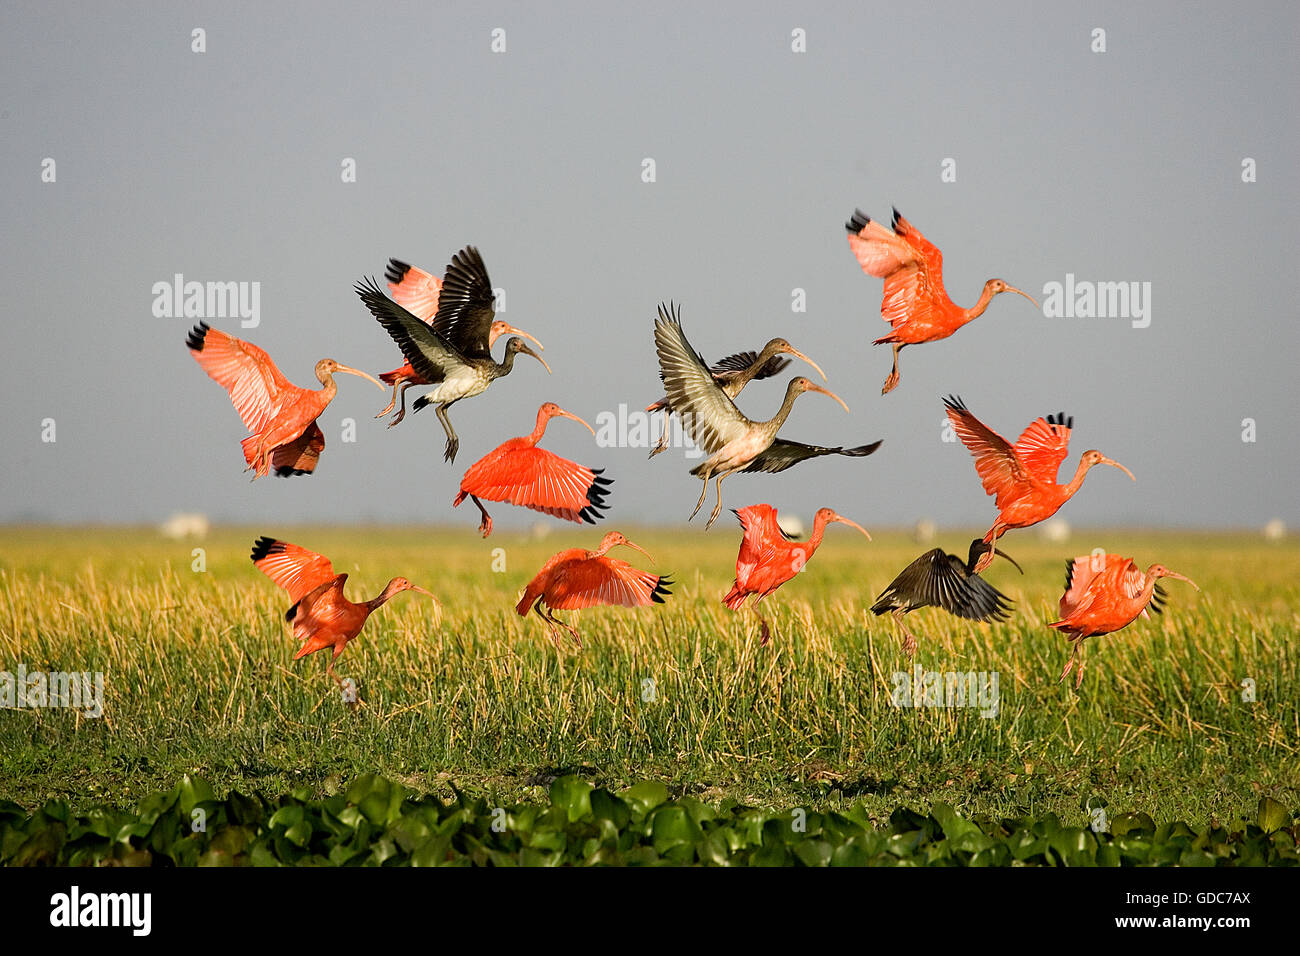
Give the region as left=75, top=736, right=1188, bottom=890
left=316, top=372, right=339, bottom=399
left=526, top=409, right=551, bottom=444
left=497, top=351, right=517, bottom=375
left=1062, top=458, right=1092, bottom=497
left=366, top=578, right=404, bottom=611
left=767, top=380, right=804, bottom=431
left=804, top=515, right=831, bottom=555
left=963, top=284, right=997, bottom=323
left=734, top=344, right=779, bottom=390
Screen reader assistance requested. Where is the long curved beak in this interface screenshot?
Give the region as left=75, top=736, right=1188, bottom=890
left=408, top=585, right=443, bottom=627
left=504, top=326, right=544, bottom=351
left=785, top=346, right=828, bottom=383
left=619, top=538, right=655, bottom=564
left=520, top=344, right=552, bottom=374
left=336, top=364, right=386, bottom=391
left=807, top=383, right=850, bottom=413
left=831, top=514, right=871, bottom=541
left=409, top=585, right=436, bottom=598
left=556, top=407, right=595, bottom=436
left=993, top=548, right=1024, bottom=574
left=1160, top=570, right=1200, bottom=591
left=1100, top=456, right=1136, bottom=481
left=1005, top=285, right=1040, bottom=309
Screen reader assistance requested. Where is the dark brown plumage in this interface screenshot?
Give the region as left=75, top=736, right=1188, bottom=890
left=872, top=539, right=1020, bottom=655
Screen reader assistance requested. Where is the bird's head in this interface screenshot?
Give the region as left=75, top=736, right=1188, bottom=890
left=966, top=539, right=1024, bottom=574
left=789, top=377, right=849, bottom=413
left=1081, top=449, right=1135, bottom=481
left=506, top=337, right=552, bottom=373
left=539, top=402, right=595, bottom=436
left=1147, top=565, right=1200, bottom=591
left=315, top=359, right=385, bottom=390
left=596, top=531, right=654, bottom=563
left=985, top=278, right=1039, bottom=309
left=764, top=338, right=827, bottom=382
left=386, top=577, right=442, bottom=624
left=489, top=321, right=544, bottom=352
left=815, top=508, right=871, bottom=541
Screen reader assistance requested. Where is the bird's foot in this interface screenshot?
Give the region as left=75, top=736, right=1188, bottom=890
left=386, top=410, right=406, bottom=428
left=443, top=437, right=459, bottom=463
left=375, top=398, right=397, bottom=418
left=881, top=370, right=900, bottom=395
left=973, top=549, right=995, bottom=574
left=566, top=626, right=583, bottom=648
left=704, top=502, right=724, bottom=530
left=901, top=631, right=918, bottom=657
left=759, top=619, right=772, bottom=646
left=478, top=515, right=493, bottom=538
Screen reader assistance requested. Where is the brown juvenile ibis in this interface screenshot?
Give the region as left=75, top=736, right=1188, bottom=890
left=646, top=338, right=826, bottom=457
left=871, top=539, right=1021, bottom=655
left=654, top=303, right=882, bottom=529
left=374, top=257, right=544, bottom=426
left=355, top=246, right=550, bottom=463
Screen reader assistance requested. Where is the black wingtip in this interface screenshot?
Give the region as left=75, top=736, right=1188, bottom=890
left=650, top=576, right=673, bottom=603
left=842, top=440, right=883, bottom=458
left=250, top=535, right=281, bottom=563
left=185, top=321, right=211, bottom=352
left=845, top=208, right=870, bottom=234
left=943, top=394, right=968, bottom=413
left=384, top=258, right=412, bottom=285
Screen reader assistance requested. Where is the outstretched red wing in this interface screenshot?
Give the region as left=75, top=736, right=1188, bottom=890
left=250, top=538, right=338, bottom=604
left=461, top=445, right=602, bottom=523
left=189, top=325, right=294, bottom=433
left=545, top=556, right=664, bottom=610
left=1014, top=417, right=1072, bottom=485
left=945, top=398, right=1028, bottom=509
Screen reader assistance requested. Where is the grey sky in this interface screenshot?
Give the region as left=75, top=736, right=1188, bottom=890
left=2, top=1, right=1296, bottom=531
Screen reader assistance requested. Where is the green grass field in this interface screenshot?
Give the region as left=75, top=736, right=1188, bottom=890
left=1, top=525, right=1296, bottom=828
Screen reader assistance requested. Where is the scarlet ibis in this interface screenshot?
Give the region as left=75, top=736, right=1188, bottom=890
left=654, top=303, right=882, bottom=529
left=187, top=323, right=383, bottom=478
left=646, top=338, right=827, bottom=458
left=944, top=395, right=1135, bottom=571
left=846, top=208, right=1037, bottom=394
left=355, top=246, right=550, bottom=463
left=722, top=504, right=871, bottom=645
left=249, top=536, right=439, bottom=687
left=1050, top=554, right=1200, bottom=687
left=516, top=531, right=671, bottom=647
left=453, top=402, right=613, bottom=538
left=871, top=539, right=1021, bottom=655
left=375, top=257, right=544, bottom=426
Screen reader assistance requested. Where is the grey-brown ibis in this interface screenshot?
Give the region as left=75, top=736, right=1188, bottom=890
left=653, top=303, right=882, bottom=529
left=646, top=339, right=827, bottom=457
left=871, top=539, right=1021, bottom=655
left=355, top=247, right=550, bottom=463
left=373, top=256, right=544, bottom=427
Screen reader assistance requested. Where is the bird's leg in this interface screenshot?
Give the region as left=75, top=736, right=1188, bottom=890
left=648, top=413, right=671, bottom=459
left=704, top=468, right=740, bottom=530
left=881, top=344, right=903, bottom=395
left=434, top=403, right=459, bottom=462
left=757, top=611, right=772, bottom=647
left=689, top=468, right=713, bottom=520
left=376, top=384, right=398, bottom=419
left=533, top=603, right=562, bottom=648
left=973, top=527, right=1002, bottom=573
left=388, top=383, right=413, bottom=427
left=1059, top=640, right=1080, bottom=687
left=1074, top=644, right=1087, bottom=689
left=470, top=495, right=493, bottom=538
left=892, top=608, right=918, bottom=657
left=542, top=607, right=582, bottom=648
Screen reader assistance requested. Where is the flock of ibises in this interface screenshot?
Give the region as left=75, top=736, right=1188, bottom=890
left=186, top=209, right=1199, bottom=691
